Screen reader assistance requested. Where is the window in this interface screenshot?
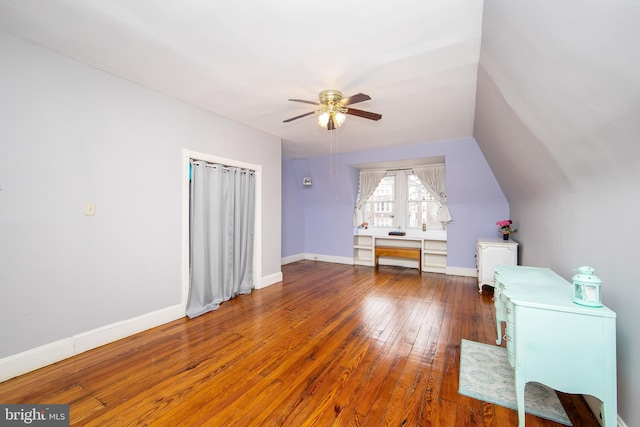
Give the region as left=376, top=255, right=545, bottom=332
left=407, top=173, right=439, bottom=229
left=361, top=169, right=443, bottom=230
left=360, top=175, right=395, bottom=228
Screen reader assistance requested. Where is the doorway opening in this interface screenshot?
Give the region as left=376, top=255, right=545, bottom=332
left=181, top=149, right=262, bottom=314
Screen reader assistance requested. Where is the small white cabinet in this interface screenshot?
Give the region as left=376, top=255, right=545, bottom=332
left=477, top=237, right=518, bottom=293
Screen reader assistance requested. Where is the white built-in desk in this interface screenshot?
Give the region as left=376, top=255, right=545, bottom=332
left=354, top=231, right=447, bottom=273
left=493, top=265, right=617, bottom=426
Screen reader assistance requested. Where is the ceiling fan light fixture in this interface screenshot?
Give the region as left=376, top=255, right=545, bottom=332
left=285, top=89, right=381, bottom=129
left=318, top=111, right=330, bottom=128
left=318, top=111, right=346, bottom=129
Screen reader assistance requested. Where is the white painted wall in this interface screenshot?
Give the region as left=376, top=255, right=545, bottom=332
left=0, top=33, right=281, bottom=365
left=475, top=1, right=640, bottom=425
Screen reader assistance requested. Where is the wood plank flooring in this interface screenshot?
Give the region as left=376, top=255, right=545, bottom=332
left=0, top=261, right=600, bottom=426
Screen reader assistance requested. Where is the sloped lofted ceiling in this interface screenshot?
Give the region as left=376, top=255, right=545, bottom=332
left=0, top=0, right=483, bottom=158
left=475, top=1, right=640, bottom=203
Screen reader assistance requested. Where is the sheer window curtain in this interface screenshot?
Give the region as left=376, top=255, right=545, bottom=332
left=353, top=170, right=387, bottom=226
left=412, top=165, right=452, bottom=224
left=187, top=160, right=255, bottom=319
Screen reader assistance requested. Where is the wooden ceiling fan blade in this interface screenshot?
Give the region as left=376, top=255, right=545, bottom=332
left=283, top=110, right=317, bottom=123
left=288, top=99, right=320, bottom=106
left=341, top=93, right=371, bottom=106
left=346, top=108, right=382, bottom=121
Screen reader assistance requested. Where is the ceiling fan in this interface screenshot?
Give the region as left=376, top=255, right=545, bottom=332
left=283, top=90, right=382, bottom=130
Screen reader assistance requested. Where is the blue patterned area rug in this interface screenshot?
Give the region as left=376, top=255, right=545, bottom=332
left=458, top=339, right=572, bottom=426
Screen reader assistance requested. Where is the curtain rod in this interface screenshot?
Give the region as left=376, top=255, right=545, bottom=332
left=191, top=160, right=256, bottom=173
left=360, top=163, right=445, bottom=172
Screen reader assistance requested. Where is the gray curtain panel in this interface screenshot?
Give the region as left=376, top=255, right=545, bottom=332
left=187, top=160, right=255, bottom=318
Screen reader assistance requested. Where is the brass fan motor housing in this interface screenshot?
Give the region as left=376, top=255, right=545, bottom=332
left=319, top=90, right=347, bottom=114
left=319, top=90, right=344, bottom=104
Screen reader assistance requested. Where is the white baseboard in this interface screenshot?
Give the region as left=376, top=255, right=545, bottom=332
left=446, top=266, right=477, bottom=277
left=256, top=271, right=283, bottom=289
left=304, top=253, right=354, bottom=265
left=281, top=253, right=305, bottom=265
left=0, top=304, right=185, bottom=383
left=0, top=338, right=75, bottom=384
left=282, top=253, right=354, bottom=266
left=74, top=304, right=185, bottom=354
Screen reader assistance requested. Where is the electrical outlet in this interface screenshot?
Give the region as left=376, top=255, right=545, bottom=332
left=85, top=202, right=96, bottom=216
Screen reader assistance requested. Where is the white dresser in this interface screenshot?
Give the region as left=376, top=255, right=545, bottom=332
left=493, top=265, right=617, bottom=427
left=477, top=237, right=518, bottom=293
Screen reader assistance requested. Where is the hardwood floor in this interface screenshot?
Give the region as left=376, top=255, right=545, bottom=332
left=0, top=261, right=600, bottom=426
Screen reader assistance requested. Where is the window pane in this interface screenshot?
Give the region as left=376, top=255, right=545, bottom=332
left=407, top=173, right=438, bottom=228
left=407, top=201, right=440, bottom=228
left=364, top=175, right=395, bottom=228
left=407, top=174, right=435, bottom=201
left=362, top=202, right=395, bottom=227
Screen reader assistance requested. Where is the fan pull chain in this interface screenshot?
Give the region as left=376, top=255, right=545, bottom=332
left=330, top=129, right=336, bottom=187
left=329, top=129, right=339, bottom=200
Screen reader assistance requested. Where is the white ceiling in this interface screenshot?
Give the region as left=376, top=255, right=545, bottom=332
left=0, top=0, right=483, bottom=158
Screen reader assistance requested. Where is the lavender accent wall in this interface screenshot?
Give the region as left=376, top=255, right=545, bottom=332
left=281, top=158, right=306, bottom=257
left=282, top=137, right=508, bottom=269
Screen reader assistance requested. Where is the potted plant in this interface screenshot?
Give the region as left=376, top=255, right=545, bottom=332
left=496, top=219, right=517, bottom=240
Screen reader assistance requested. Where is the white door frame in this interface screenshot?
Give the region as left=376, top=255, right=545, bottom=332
left=181, top=149, right=262, bottom=311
